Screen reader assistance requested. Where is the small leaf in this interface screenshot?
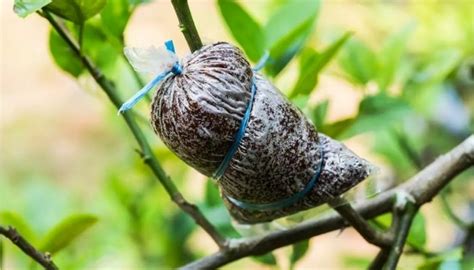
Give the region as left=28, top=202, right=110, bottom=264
left=265, top=0, right=319, bottom=47
left=45, top=0, right=106, bottom=24
left=290, top=240, right=309, bottom=269
left=339, top=38, right=378, bottom=85
left=407, top=49, right=462, bottom=88
left=311, top=100, right=329, bottom=127
left=267, top=19, right=313, bottom=76
left=265, top=0, right=320, bottom=76
left=0, top=238, right=3, bottom=269
left=100, top=0, right=132, bottom=41
left=217, top=0, right=265, bottom=62
left=0, top=211, right=37, bottom=243
left=321, top=117, right=356, bottom=139
left=407, top=212, right=426, bottom=250
left=39, top=214, right=98, bottom=255
left=13, top=0, right=51, bottom=18
left=252, top=252, right=277, bottom=266
left=81, top=22, right=121, bottom=71
left=417, top=248, right=463, bottom=270
left=374, top=212, right=426, bottom=250
left=204, top=180, right=221, bottom=208
left=49, top=28, right=84, bottom=77
left=343, top=255, right=371, bottom=269
left=377, top=23, right=415, bottom=90
left=290, top=32, right=351, bottom=98
left=340, top=93, right=411, bottom=138
left=291, top=94, right=310, bottom=111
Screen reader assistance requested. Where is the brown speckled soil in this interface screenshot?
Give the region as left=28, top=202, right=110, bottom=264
left=151, top=42, right=372, bottom=224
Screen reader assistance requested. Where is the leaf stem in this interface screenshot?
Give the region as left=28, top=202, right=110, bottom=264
left=170, top=0, right=203, bottom=52
left=41, top=10, right=225, bottom=249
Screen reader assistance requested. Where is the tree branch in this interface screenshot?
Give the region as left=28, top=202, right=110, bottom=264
left=384, top=203, right=418, bottom=269
left=40, top=10, right=225, bottom=249
left=181, top=135, right=474, bottom=269
left=170, top=0, right=203, bottom=52
left=0, top=226, right=58, bottom=270
left=328, top=196, right=393, bottom=247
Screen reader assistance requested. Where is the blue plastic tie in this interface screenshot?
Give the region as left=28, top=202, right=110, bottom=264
left=212, top=77, right=257, bottom=180
left=118, top=40, right=181, bottom=114
left=212, top=52, right=270, bottom=180
left=225, top=146, right=325, bottom=212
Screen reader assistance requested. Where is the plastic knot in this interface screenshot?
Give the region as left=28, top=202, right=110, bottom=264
left=171, top=62, right=182, bottom=75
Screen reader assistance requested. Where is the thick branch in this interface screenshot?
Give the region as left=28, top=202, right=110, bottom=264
left=328, top=196, right=392, bottom=247
left=0, top=226, right=58, bottom=270
left=41, top=10, right=225, bottom=249
left=181, top=135, right=474, bottom=269
left=171, top=0, right=203, bottom=52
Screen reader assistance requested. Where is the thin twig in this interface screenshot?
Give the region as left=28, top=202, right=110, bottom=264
left=0, top=226, right=58, bottom=270
left=369, top=248, right=390, bottom=270
left=170, top=0, right=203, bottom=52
left=369, top=201, right=404, bottom=270
left=328, top=196, right=393, bottom=247
left=384, top=203, right=418, bottom=270
left=181, top=135, right=474, bottom=269
left=40, top=10, right=226, bottom=249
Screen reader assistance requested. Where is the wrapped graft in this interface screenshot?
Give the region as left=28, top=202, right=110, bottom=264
left=128, top=41, right=372, bottom=224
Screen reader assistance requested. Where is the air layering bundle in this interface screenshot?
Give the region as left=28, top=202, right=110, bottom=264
left=120, top=41, right=372, bottom=224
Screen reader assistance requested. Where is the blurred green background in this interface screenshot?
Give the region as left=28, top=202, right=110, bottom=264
left=1, top=0, right=473, bottom=269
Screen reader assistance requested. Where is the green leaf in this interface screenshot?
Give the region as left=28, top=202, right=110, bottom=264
left=252, top=252, right=277, bottom=266
left=407, top=212, right=426, bottom=250
left=0, top=211, right=37, bottom=243
left=340, top=93, right=411, bottom=138
left=343, top=255, right=371, bottom=269
left=339, top=38, right=378, bottom=85
left=129, top=0, right=151, bottom=4
left=377, top=23, right=415, bottom=90
left=461, top=255, right=474, bottom=270
left=265, top=0, right=320, bottom=76
left=311, top=100, right=329, bottom=127
left=374, top=212, right=426, bottom=250
left=45, top=0, right=106, bottom=24
left=417, top=248, right=463, bottom=270
left=13, top=0, right=51, bottom=18
left=265, top=0, right=319, bottom=47
left=267, top=19, right=312, bottom=76
left=290, top=32, right=351, bottom=98
left=39, top=214, right=98, bottom=254
left=0, top=238, right=3, bottom=269
left=100, top=0, right=133, bottom=41
left=407, top=49, right=462, bottom=89
left=81, top=21, right=120, bottom=70
left=290, top=240, right=309, bottom=269
left=49, top=28, right=84, bottom=77
left=217, top=0, right=264, bottom=62
left=291, top=94, right=310, bottom=111
left=204, top=180, right=221, bottom=208
left=321, top=118, right=356, bottom=139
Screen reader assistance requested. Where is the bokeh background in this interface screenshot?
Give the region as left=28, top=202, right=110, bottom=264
left=1, top=0, right=473, bottom=269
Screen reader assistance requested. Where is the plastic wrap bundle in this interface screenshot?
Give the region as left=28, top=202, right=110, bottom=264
left=121, top=41, right=372, bottom=224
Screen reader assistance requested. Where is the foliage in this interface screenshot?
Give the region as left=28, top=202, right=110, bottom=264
left=4, top=0, right=473, bottom=269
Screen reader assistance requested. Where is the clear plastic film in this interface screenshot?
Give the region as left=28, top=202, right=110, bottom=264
left=148, top=42, right=374, bottom=225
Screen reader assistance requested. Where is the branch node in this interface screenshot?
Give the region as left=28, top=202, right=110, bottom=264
left=395, top=191, right=416, bottom=210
